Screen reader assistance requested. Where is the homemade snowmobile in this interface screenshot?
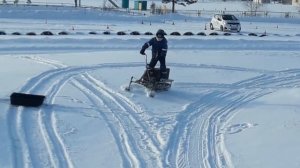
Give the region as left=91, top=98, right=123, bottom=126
left=125, top=55, right=173, bottom=97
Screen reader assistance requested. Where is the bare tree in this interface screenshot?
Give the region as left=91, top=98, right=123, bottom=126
left=162, top=0, right=198, bottom=13
left=150, top=2, right=156, bottom=14
left=244, top=0, right=263, bottom=16
left=102, top=0, right=115, bottom=10
left=297, top=3, right=300, bottom=13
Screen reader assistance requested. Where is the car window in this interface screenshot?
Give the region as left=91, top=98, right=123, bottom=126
left=222, top=15, right=237, bottom=21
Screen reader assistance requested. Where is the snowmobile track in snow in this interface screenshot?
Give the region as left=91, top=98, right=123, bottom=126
left=6, top=55, right=300, bottom=168
left=7, top=56, right=163, bottom=168
left=164, top=69, right=300, bottom=168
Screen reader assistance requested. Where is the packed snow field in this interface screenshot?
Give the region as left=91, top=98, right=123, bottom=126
left=1, top=2, right=300, bottom=168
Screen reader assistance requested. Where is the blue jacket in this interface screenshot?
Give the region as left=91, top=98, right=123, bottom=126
left=142, top=37, right=168, bottom=58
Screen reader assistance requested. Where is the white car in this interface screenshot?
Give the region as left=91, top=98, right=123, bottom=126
left=210, top=14, right=241, bottom=32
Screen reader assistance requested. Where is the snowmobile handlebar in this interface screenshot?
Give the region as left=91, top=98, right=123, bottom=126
left=140, top=53, right=148, bottom=68
left=145, top=54, right=148, bottom=67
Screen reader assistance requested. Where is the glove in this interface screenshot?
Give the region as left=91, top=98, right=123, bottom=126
left=140, top=49, right=145, bottom=55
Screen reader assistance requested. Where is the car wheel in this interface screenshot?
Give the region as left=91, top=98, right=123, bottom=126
left=220, top=25, right=224, bottom=31
left=210, top=23, right=214, bottom=30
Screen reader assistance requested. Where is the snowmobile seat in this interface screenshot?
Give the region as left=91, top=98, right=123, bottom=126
left=141, top=68, right=170, bottom=82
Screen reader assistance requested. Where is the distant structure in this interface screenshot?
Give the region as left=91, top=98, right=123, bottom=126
left=281, top=0, right=293, bottom=4
left=74, top=0, right=81, bottom=7
left=253, top=0, right=271, bottom=3
left=250, top=0, right=294, bottom=4
left=108, top=0, right=120, bottom=8
left=162, top=0, right=198, bottom=13
left=292, top=0, right=300, bottom=6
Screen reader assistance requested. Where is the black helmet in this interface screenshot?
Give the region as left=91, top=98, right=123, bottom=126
left=156, top=29, right=165, bottom=38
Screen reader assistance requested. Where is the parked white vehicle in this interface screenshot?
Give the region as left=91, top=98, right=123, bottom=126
left=210, top=14, right=241, bottom=32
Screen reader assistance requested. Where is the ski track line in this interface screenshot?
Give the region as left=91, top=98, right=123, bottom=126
left=79, top=63, right=271, bottom=168
left=72, top=75, right=144, bottom=167
left=6, top=55, right=286, bottom=168
left=10, top=56, right=156, bottom=168
left=6, top=57, right=89, bottom=168
left=208, top=69, right=300, bottom=168
left=7, top=106, right=32, bottom=168
left=70, top=80, right=133, bottom=168
left=17, top=57, right=141, bottom=168
left=7, top=68, right=78, bottom=167
left=6, top=68, right=72, bottom=167
left=13, top=56, right=162, bottom=168
left=31, top=57, right=159, bottom=167
left=209, top=70, right=300, bottom=167
left=204, top=91, right=270, bottom=168
left=82, top=73, right=163, bottom=167
left=166, top=69, right=300, bottom=168
left=163, top=90, right=225, bottom=168
left=85, top=73, right=162, bottom=149
left=26, top=56, right=270, bottom=167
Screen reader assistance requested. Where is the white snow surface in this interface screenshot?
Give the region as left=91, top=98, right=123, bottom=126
left=1, top=2, right=300, bottom=168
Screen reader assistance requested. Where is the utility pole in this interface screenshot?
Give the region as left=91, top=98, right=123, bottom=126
left=172, top=0, right=175, bottom=13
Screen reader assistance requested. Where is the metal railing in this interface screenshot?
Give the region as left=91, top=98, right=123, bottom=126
left=1, top=1, right=299, bottom=18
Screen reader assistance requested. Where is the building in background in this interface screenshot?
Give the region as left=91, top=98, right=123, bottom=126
left=292, top=0, right=300, bottom=6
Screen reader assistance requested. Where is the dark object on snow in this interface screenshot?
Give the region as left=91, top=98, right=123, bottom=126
left=183, top=32, right=194, bottom=36
left=209, top=32, right=219, bottom=36
left=103, top=31, right=110, bottom=35
left=89, top=31, right=97, bottom=35
left=12, top=32, right=21, bottom=35
left=224, top=32, right=231, bottom=36
left=130, top=31, right=140, bottom=35
left=117, top=31, right=126, bottom=35
left=170, top=32, right=181, bottom=36
left=58, top=31, right=69, bottom=35
left=41, top=31, right=54, bottom=35
left=10, top=92, right=45, bottom=107
left=259, top=34, right=267, bottom=37
left=144, top=32, right=153, bottom=35
left=26, top=32, right=36, bottom=36
left=248, top=33, right=257, bottom=36
left=197, top=32, right=206, bottom=36
left=0, top=31, right=6, bottom=35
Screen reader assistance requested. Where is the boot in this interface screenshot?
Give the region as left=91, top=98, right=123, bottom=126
left=160, top=71, right=168, bottom=82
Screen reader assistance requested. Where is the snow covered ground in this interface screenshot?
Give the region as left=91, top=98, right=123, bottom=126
left=0, top=2, right=300, bottom=168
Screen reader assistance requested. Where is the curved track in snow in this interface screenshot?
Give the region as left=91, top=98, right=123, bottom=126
left=7, top=56, right=163, bottom=168
left=164, top=69, right=300, bottom=168
left=6, top=55, right=300, bottom=168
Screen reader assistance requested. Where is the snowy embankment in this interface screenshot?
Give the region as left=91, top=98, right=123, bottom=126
left=0, top=36, right=300, bottom=54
